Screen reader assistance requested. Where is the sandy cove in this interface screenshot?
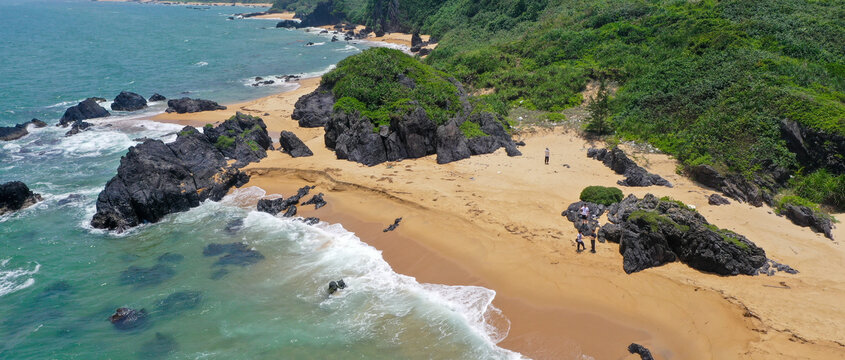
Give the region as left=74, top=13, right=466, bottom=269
left=150, top=78, right=845, bottom=359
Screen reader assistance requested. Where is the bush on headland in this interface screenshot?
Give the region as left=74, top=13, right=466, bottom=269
left=579, top=185, right=623, bottom=206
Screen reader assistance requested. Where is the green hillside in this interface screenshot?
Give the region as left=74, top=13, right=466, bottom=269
left=273, top=0, right=845, bottom=210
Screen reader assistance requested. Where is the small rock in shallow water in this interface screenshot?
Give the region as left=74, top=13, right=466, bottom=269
left=156, top=253, right=184, bottom=264
left=119, top=264, right=176, bottom=288
left=224, top=218, right=244, bottom=235
left=109, top=307, right=148, bottom=330
left=156, top=291, right=202, bottom=312
left=214, top=249, right=265, bottom=267
left=138, top=332, right=178, bottom=360
left=203, top=242, right=249, bottom=257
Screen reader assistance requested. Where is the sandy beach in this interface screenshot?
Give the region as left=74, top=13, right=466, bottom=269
left=146, top=76, right=845, bottom=359
left=94, top=0, right=274, bottom=7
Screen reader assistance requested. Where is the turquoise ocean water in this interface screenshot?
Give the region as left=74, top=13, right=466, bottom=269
left=0, top=1, right=521, bottom=358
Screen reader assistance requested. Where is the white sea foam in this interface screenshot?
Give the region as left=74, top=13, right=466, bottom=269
left=0, top=259, right=40, bottom=297
left=335, top=44, right=361, bottom=53
left=195, top=61, right=209, bottom=67
left=306, top=42, right=326, bottom=47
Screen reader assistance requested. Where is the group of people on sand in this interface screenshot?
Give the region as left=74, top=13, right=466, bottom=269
left=576, top=204, right=596, bottom=254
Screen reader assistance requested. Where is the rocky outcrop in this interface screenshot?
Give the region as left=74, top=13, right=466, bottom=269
left=328, top=279, right=347, bottom=294
left=291, top=87, right=335, bottom=127
left=90, top=114, right=271, bottom=231
left=708, top=193, right=731, bottom=206
left=602, top=194, right=767, bottom=275
left=110, top=307, right=147, bottom=330
left=64, top=120, right=92, bottom=137
left=296, top=1, right=342, bottom=28
left=0, top=119, right=46, bottom=141
left=111, top=91, right=148, bottom=111
left=627, top=343, right=654, bottom=360
left=779, top=204, right=835, bottom=239
left=302, top=193, right=326, bottom=209
left=689, top=165, right=776, bottom=207
left=587, top=148, right=671, bottom=187
left=562, top=201, right=605, bottom=236
left=278, top=131, right=313, bottom=157
left=165, top=98, right=226, bottom=113
left=0, top=181, right=43, bottom=216
left=411, top=32, right=422, bottom=47
left=149, top=93, right=166, bottom=102
left=256, top=186, right=314, bottom=216
left=276, top=19, right=300, bottom=28
left=202, top=112, right=273, bottom=166
left=59, top=98, right=110, bottom=126
left=780, top=119, right=845, bottom=175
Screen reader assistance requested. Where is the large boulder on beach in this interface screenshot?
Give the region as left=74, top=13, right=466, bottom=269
left=0, top=119, right=46, bottom=141
left=292, top=87, right=335, bottom=127
left=59, top=98, right=110, bottom=126
left=0, top=181, right=43, bottom=216
left=688, top=164, right=776, bottom=207
left=165, top=98, right=226, bottom=114
left=111, top=91, right=148, bottom=111
left=90, top=115, right=272, bottom=232
left=602, top=194, right=767, bottom=275
left=779, top=204, right=834, bottom=239
left=587, top=147, right=671, bottom=187
left=435, top=120, right=471, bottom=164
left=278, top=131, right=313, bottom=157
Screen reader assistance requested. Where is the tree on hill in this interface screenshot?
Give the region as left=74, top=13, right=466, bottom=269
left=585, top=80, right=613, bottom=136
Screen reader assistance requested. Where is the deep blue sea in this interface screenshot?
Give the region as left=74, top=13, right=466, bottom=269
left=0, top=1, right=520, bottom=359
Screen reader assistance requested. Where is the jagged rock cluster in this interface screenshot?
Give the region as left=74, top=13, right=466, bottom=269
left=779, top=204, right=835, bottom=239
left=688, top=164, right=779, bottom=207
left=59, top=98, right=110, bottom=127
left=165, top=98, right=226, bottom=113
left=278, top=131, right=313, bottom=157
left=587, top=148, right=671, bottom=187
left=90, top=113, right=271, bottom=232
left=577, top=194, right=769, bottom=275
left=0, top=181, right=43, bottom=216
left=293, top=85, right=520, bottom=166
left=256, top=185, right=318, bottom=218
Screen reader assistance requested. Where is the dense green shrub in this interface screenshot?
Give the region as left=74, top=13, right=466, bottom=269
left=579, top=185, right=623, bottom=205
left=215, top=135, right=235, bottom=150
left=789, top=169, right=845, bottom=211
left=459, top=120, right=487, bottom=138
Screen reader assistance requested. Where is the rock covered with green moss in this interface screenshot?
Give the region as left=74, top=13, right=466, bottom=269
left=292, top=48, right=520, bottom=166
left=598, top=194, right=768, bottom=275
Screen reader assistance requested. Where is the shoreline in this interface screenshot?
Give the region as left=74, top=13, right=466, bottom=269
left=93, top=0, right=274, bottom=7
left=144, top=79, right=845, bottom=359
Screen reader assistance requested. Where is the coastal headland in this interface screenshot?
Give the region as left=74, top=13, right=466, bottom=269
left=148, top=74, right=845, bottom=359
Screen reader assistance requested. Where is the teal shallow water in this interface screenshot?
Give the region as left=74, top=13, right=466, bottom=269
left=0, top=1, right=521, bottom=359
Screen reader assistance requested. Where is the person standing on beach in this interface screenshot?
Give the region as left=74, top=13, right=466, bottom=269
left=579, top=204, right=590, bottom=224
left=576, top=232, right=586, bottom=252
left=544, top=147, right=550, bottom=165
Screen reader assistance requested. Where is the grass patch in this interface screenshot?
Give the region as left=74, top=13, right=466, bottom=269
left=204, top=124, right=213, bottom=130
left=215, top=135, right=235, bottom=150
left=705, top=224, right=749, bottom=250
left=459, top=121, right=487, bottom=138
left=627, top=210, right=689, bottom=233
left=659, top=196, right=697, bottom=212
left=579, top=185, right=624, bottom=206
left=247, top=140, right=260, bottom=152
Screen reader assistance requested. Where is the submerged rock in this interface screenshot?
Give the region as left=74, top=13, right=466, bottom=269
left=119, top=264, right=176, bottom=288
left=204, top=242, right=265, bottom=267
left=587, top=148, right=671, bottom=187
left=165, top=98, right=226, bottom=113
left=90, top=115, right=270, bottom=231
left=138, top=332, right=178, bottom=360
left=109, top=307, right=148, bottom=330
left=224, top=218, right=244, bottom=235
left=64, top=120, right=92, bottom=136
left=203, top=242, right=250, bottom=257
left=156, top=253, right=184, bottom=264
left=156, top=291, right=202, bottom=312
left=278, top=131, right=313, bottom=157
left=0, top=181, right=43, bottom=216
left=111, top=91, right=148, bottom=111
left=59, top=98, right=110, bottom=126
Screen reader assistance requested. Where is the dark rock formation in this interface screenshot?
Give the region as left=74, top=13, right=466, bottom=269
left=156, top=253, right=184, bottom=264
left=328, top=279, right=347, bottom=294
left=64, top=120, right=92, bottom=136
left=298, top=217, right=320, bottom=225
left=165, top=98, right=226, bottom=113
left=149, top=93, right=166, bottom=102
left=224, top=218, right=244, bottom=235
left=0, top=181, right=42, bottom=216
left=411, top=32, right=422, bottom=47
left=156, top=291, right=203, bottom=312
left=410, top=45, right=421, bottom=53
left=203, top=242, right=265, bottom=267
left=587, top=148, right=671, bottom=187
left=119, top=264, right=176, bottom=288
left=203, top=242, right=250, bottom=257
left=627, top=343, right=654, bottom=360
left=780, top=204, right=835, bottom=239
left=605, top=194, right=767, bottom=275
left=296, top=1, right=341, bottom=28
left=326, top=111, right=389, bottom=166
left=282, top=204, right=297, bottom=217
left=292, top=87, right=335, bottom=127
left=561, top=201, right=605, bottom=236
left=139, top=332, right=178, bottom=360
left=109, top=307, right=147, bottom=330
left=257, top=186, right=313, bottom=216
left=202, top=112, right=272, bottom=166
left=59, top=98, right=110, bottom=126
left=0, top=119, right=46, bottom=141
left=90, top=115, right=270, bottom=231
left=708, top=194, right=731, bottom=206
left=780, top=119, right=845, bottom=175
left=57, top=194, right=84, bottom=206
left=278, top=131, right=313, bottom=157
left=435, top=120, right=471, bottom=164
left=275, top=19, right=300, bottom=28
left=111, top=91, right=148, bottom=111
left=688, top=165, right=776, bottom=207
left=383, top=217, right=402, bottom=232
left=302, top=193, right=326, bottom=209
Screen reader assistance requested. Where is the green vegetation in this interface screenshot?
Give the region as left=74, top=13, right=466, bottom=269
left=542, top=113, right=566, bottom=123
left=705, top=224, right=749, bottom=250
left=215, top=135, right=235, bottom=150
left=459, top=120, right=487, bottom=138
left=584, top=80, right=613, bottom=135
left=628, top=209, right=689, bottom=233
left=203, top=124, right=213, bottom=130
left=324, top=48, right=462, bottom=127
left=774, top=195, right=836, bottom=222
left=178, top=128, right=197, bottom=137
left=247, top=140, right=260, bottom=152
left=579, top=185, right=623, bottom=205
left=659, top=196, right=696, bottom=212
left=280, top=0, right=844, bottom=205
